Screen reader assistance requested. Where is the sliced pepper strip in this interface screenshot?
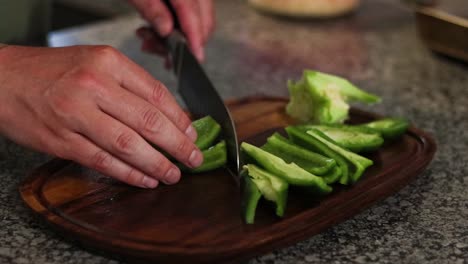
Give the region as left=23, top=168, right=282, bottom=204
left=307, top=129, right=373, bottom=183
left=358, top=118, right=409, bottom=139
left=193, top=116, right=222, bottom=150
left=181, top=140, right=227, bottom=173
left=241, top=142, right=332, bottom=194
left=285, top=126, right=350, bottom=185
left=298, top=125, right=384, bottom=153
left=321, top=165, right=342, bottom=184
left=241, top=170, right=262, bottom=224
left=244, top=164, right=288, bottom=217
left=261, top=132, right=336, bottom=175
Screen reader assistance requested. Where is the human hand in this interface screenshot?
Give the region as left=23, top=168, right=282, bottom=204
left=0, top=45, right=203, bottom=188
left=128, top=0, right=215, bottom=62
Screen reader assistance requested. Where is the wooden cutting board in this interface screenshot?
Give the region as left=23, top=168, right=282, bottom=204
left=20, top=96, right=436, bottom=264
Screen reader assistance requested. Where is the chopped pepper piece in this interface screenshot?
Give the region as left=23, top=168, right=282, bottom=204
left=358, top=118, right=409, bottom=139
left=321, top=165, right=342, bottom=184
left=286, top=70, right=381, bottom=124
left=241, top=170, right=262, bottom=224
left=298, top=125, right=384, bottom=153
left=243, top=164, right=288, bottom=218
left=286, top=126, right=350, bottom=185
left=306, top=129, right=373, bottom=183
left=181, top=140, right=227, bottom=173
left=261, top=132, right=336, bottom=175
left=192, top=116, right=222, bottom=150
left=241, top=142, right=332, bottom=194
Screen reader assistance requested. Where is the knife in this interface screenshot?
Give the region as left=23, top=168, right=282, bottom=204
left=161, top=3, right=241, bottom=178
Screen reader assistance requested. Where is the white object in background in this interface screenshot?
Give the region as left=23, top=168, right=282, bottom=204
left=248, top=0, right=361, bottom=18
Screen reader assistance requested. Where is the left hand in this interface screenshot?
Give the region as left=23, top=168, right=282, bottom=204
left=128, top=0, right=215, bottom=62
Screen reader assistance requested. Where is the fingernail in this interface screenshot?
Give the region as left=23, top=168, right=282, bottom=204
left=185, top=125, right=198, bottom=142
left=163, top=167, right=181, bottom=185
left=142, top=176, right=159, bottom=188
left=195, top=48, right=205, bottom=62
left=189, top=149, right=203, bottom=168
left=154, top=17, right=171, bottom=36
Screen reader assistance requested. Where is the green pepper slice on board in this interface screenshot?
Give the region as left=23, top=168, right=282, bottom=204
left=298, top=125, right=384, bottom=153
left=181, top=140, right=227, bottom=173
left=243, top=164, right=288, bottom=218
left=321, top=165, right=342, bottom=184
left=241, top=142, right=332, bottom=194
left=285, top=126, right=350, bottom=185
left=357, top=118, right=409, bottom=139
left=261, top=132, right=336, bottom=175
left=306, top=129, right=373, bottom=183
left=193, top=116, right=222, bottom=150
left=241, top=170, right=262, bottom=224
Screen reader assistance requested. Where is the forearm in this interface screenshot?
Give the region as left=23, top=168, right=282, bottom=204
left=0, top=43, right=8, bottom=50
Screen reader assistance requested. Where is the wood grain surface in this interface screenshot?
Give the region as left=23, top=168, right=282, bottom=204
left=20, top=97, right=437, bottom=264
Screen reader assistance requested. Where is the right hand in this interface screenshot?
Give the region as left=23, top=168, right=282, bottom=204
left=0, top=45, right=203, bottom=188
left=129, top=0, right=216, bottom=62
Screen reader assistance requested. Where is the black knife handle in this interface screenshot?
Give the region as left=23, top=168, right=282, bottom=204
left=162, top=0, right=181, bottom=30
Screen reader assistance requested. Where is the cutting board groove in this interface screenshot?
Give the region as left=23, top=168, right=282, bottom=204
left=20, top=96, right=436, bottom=264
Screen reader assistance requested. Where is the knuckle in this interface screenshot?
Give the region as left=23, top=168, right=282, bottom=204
left=150, top=157, right=171, bottom=178
left=90, top=45, right=119, bottom=65
left=91, top=150, right=113, bottom=171
left=71, top=68, right=107, bottom=100
left=141, top=108, right=164, bottom=134
left=174, top=139, right=193, bottom=160
left=113, top=131, right=136, bottom=156
left=73, top=68, right=99, bottom=88
left=174, top=110, right=191, bottom=132
left=150, top=81, right=167, bottom=104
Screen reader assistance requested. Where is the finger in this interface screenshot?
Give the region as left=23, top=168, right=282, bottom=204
left=198, top=0, right=215, bottom=44
left=77, top=109, right=182, bottom=185
left=65, top=133, right=159, bottom=188
left=129, top=0, right=173, bottom=36
left=171, top=0, right=205, bottom=61
left=97, top=84, right=203, bottom=169
left=109, top=54, right=197, bottom=142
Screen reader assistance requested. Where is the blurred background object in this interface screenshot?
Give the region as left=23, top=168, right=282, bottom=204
left=415, top=0, right=468, bottom=62
left=247, top=0, right=361, bottom=18
left=0, top=0, right=51, bottom=44
left=0, top=0, right=132, bottom=45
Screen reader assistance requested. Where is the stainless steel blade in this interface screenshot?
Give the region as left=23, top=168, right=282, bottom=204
left=166, top=33, right=240, bottom=177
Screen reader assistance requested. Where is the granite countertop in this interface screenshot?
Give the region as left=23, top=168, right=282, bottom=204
left=1, top=0, right=467, bottom=263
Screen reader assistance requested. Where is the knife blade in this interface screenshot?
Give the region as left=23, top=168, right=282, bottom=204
left=165, top=32, right=241, bottom=178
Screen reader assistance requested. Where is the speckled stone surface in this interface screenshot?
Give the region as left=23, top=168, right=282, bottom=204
left=1, top=0, right=468, bottom=263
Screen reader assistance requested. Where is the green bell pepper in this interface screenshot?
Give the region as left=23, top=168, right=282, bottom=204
left=193, top=116, right=222, bottom=150
left=297, top=125, right=384, bottom=153
left=261, top=132, right=336, bottom=175
left=241, top=169, right=263, bottom=224
left=285, top=126, right=350, bottom=185
left=357, top=118, right=409, bottom=139
left=182, top=140, right=227, bottom=173
left=243, top=164, right=288, bottom=221
left=306, top=129, right=374, bottom=183
left=241, top=142, right=332, bottom=194
left=321, top=165, right=342, bottom=184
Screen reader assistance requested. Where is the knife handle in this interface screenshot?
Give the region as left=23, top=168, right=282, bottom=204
left=163, top=0, right=181, bottom=30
